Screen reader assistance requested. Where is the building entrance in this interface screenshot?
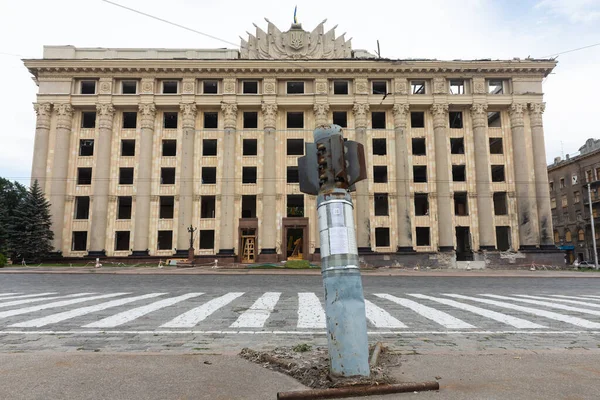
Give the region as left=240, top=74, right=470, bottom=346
left=241, top=228, right=256, bottom=263
left=455, top=227, right=473, bottom=261
left=286, top=228, right=303, bottom=260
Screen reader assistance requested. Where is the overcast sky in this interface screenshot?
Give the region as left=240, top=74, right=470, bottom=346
left=0, top=0, right=598, bottom=185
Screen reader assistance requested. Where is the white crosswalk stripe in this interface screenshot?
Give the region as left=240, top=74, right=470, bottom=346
left=444, top=294, right=600, bottom=329
left=579, top=295, right=600, bottom=299
left=515, top=295, right=600, bottom=309
left=0, top=293, right=57, bottom=301
left=364, top=299, right=406, bottom=328
left=0, top=293, right=94, bottom=309
left=375, top=294, right=475, bottom=329
left=84, top=293, right=204, bottom=328
left=230, top=292, right=281, bottom=328
left=481, top=294, right=600, bottom=317
left=10, top=293, right=166, bottom=328
left=161, top=292, right=244, bottom=328
left=0, top=293, right=22, bottom=297
left=297, top=293, right=326, bottom=329
left=0, top=293, right=129, bottom=320
left=551, top=295, right=600, bottom=302
left=407, top=294, right=546, bottom=329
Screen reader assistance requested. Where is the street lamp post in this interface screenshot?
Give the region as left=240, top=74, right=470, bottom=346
left=187, top=225, right=197, bottom=266
left=587, top=184, right=599, bottom=269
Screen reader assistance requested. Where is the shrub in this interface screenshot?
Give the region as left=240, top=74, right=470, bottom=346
left=0, top=253, right=6, bottom=268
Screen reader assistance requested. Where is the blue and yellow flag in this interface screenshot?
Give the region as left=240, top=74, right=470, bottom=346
left=294, top=6, right=297, bottom=24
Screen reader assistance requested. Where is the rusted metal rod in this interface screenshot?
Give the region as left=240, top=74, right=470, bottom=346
left=277, top=381, right=440, bottom=400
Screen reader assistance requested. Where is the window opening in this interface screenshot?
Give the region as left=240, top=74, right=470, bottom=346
left=157, top=231, right=173, bottom=250
left=491, top=165, right=505, bottom=182
left=371, top=112, right=386, bottom=129
left=78, top=168, right=92, bottom=185
left=82, top=112, right=96, bottom=128
left=243, top=81, right=258, bottom=94
left=243, top=112, right=258, bottom=129
left=159, top=196, right=174, bottom=219
left=162, top=81, right=178, bottom=94
left=72, top=232, right=88, bottom=251
left=74, top=196, right=90, bottom=219
left=241, top=195, right=257, bottom=218
left=199, top=230, right=215, bottom=249
left=333, top=81, right=349, bottom=95
left=373, top=166, right=388, bottom=183
left=204, top=112, right=218, bottom=129
left=203, top=80, right=218, bottom=94
left=411, top=80, right=426, bottom=94
left=287, top=139, right=304, bottom=156
left=79, top=139, right=94, bottom=156
left=162, top=140, right=176, bottom=156
left=372, top=138, right=387, bottom=156
left=413, top=166, right=427, bottom=182
left=115, top=231, right=130, bottom=251
left=119, top=167, right=134, bottom=185
left=123, top=112, right=137, bottom=129
left=489, top=138, right=503, bottom=154
left=454, top=192, right=468, bottom=215
left=449, top=80, right=464, bottom=95
left=414, top=193, right=429, bottom=216
left=375, top=227, right=390, bottom=247
left=242, top=167, right=257, bottom=184
left=243, top=139, right=258, bottom=156
left=416, top=227, right=430, bottom=246
left=452, top=165, right=466, bottom=182
left=412, top=138, right=426, bottom=155
left=287, top=112, right=304, bottom=129
left=287, top=81, right=304, bottom=94
left=201, top=196, right=216, bottom=218
left=287, top=195, right=304, bottom=217
left=450, top=138, right=465, bottom=154
left=80, top=81, right=96, bottom=95
left=333, top=111, right=347, bottom=127
left=493, top=192, right=508, bottom=215
left=163, top=112, right=178, bottom=129
left=202, top=167, right=217, bottom=184
left=411, top=112, right=425, bottom=128
left=117, top=196, right=132, bottom=219
left=161, top=167, right=176, bottom=185
left=122, top=81, right=137, bottom=94
left=203, top=139, right=217, bottom=156
left=449, top=111, right=463, bottom=129
left=374, top=193, right=389, bottom=216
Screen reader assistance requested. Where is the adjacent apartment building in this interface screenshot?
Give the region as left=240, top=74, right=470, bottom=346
left=548, top=139, right=600, bottom=264
left=24, top=19, right=561, bottom=266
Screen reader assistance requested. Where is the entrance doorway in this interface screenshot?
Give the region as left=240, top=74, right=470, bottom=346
left=241, top=228, right=256, bottom=263
left=455, top=227, right=473, bottom=261
left=286, top=228, right=303, bottom=260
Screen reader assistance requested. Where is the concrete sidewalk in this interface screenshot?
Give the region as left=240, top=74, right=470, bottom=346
left=0, top=352, right=598, bottom=399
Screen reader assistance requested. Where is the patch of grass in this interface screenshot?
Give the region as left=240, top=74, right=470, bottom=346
left=192, top=347, right=209, bottom=351
left=292, top=343, right=312, bottom=353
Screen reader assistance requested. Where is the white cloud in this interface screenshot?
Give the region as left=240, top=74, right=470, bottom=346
left=536, top=0, right=600, bottom=23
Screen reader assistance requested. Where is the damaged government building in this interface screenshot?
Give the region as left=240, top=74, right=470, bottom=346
left=24, top=18, right=562, bottom=267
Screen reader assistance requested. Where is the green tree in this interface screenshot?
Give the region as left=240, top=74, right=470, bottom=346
left=8, top=180, right=53, bottom=263
left=0, top=177, right=27, bottom=253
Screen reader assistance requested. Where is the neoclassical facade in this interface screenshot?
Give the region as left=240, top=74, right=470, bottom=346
left=25, top=20, right=560, bottom=265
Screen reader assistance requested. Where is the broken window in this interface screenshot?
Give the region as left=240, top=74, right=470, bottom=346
left=560, top=178, right=565, bottom=188
left=119, top=167, right=134, bottom=185
left=72, top=231, right=87, bottom=251
left=411, top=80, right=426, bottom=94
left=203, top=80, right=218, bottom=94
left=162, top=81, right=178, bottom=94
left=203, top=139, right=217, bottom=156
left=79, top=139, right=94, bottom=156
left=80, top=81, right=96, bottom=95
left=574, top=191, right=581, bottom=204
left=114, top=231, right=130, bottom=251
left=242, top=81, right=258, bottom=94
left=121, top=81, right=137, bottom=94
left=117, top=196, right=132, bottom=219
left=199, top=230, right=215, bottom=249
left=121, top=139, right=135, bottom=156
left=159, top=196, right=174, bottom=219
left=122, top=112, right=137, bottom=129
left=412, top=138, right=426, bottom=155
left=561, top=195, right=568, bottom=208
left=450, top=138, right=465, bottom=154
left=374, top=193, right=389, bottom=216
left=416, top=227, right=430, bottom=246
left=287, top=139, right=304, bottom=156
left=201, top=196, right=216, bottom=218
left=74, top=196, right=90, bottom=219
left=449, top=80, right=465, bottom=95
left=491, top=165, right=505, bottom=182
left=287, top=81, right=304, bottom=94
left=373, top=166, right=388, bottom=183
left=489, top=138, right=503, bottom=154
left=578, top=229, right=585, bottom=241
left=157, top=230, right=173, bottom=250
left=163, top=112, right=178, bottom=129
left=493, top=192, right=508, bottom=215
left=204, top=112, right=218, bottom=129
left=413, top=166, right=427, bottom=183
left=243, top=139, right=257, bottom=156
left=371, top=112, right=386, bottom=129
left=495, top=226, right=511, bottom=251
left=375, top=227, right=390, bottom=247
left=414, top=193, right=429, bottom=216
left=549, top=181, right=554, bottom=192
left=411, top=112, right=425, bottom=128
left=454, top=192, right=468, bottom=216
left=287, top=195, right=304, bottom=217
left=242, top=167, right=257, bottom=184
left=241, top=195, right=257, bottom=218
left=372, top=138, right=387, bottom=156
left=287, top=112, right=304, bottom=129
left=487, top=112, right=501, bottom=127
left=161, top=167, right=176, bottom=185
left=202, top=167, right=217, bottom=184
left=287, top=167, right=299, bottom=183
left=81, top=112, right=96, bottom=128
left=372, top=81, right=387, bottom=95
left=77, top=168, right=92, bottom=185
left=333, top=81, right=349, bottom=95
left=452, top=165, right=466, bottom=182
left=551, top=197, right=557, bottom=209
left=243, top=112, right=258, bottom=129
left=162, top=140, right=177, bottom=157
left=488, top=80, right=504, bottom=95
left=333, top=111, right=347, bottom=127
left=449, top=112, right=463, bottom=129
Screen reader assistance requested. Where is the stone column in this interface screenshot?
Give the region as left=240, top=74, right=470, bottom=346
left=49, top=103, right=73, bottom=253
left=530, top=102, right=554, bottom=248
left=177, top=103, right=197, bottom=255
left=352, top=102, right=372, bottom=252
left=218, top=102, right=238, bottom=255
left=392, top=103, right=413, bottom=251
left=471, top=103, right=495, bottom=250
left=431, top=103, right=453, bottom=250
left=88, top=103, right=115, bottom=256
left=31, top=103, right=52, bottom=192
left=509, top=102, right=539, bottom=249
left=132, top=103, right=156, bottom=256
left=314, top=103, right=329, bottom=127
left=260, top=103, right=278, bottom=259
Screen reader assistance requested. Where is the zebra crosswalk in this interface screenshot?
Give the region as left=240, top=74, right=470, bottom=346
left=0, top=291, right=600, bottom=334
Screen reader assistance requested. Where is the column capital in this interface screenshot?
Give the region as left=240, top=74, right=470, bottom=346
left=529, top=102, right=546, bottom=127
left=314, top=103, right=330, bottom=126
left=139, top=103, right=156, bottom=129
left=261, top=103, right=278, bottom=130
left=180, top=102, right=198, bottom=128
left=221, top=102, right=238, bottom=129
left=430, top=103, right=448, bottom=128
left=55, top=103, right=73, bottom=130
left=433, top=77, right=447, bottom=94
left=34, top=103, right=52, bottom=129
left=509, top=102, right=527, bottom=128
left=470, top=102, right=489, bottom=128
left=96, top=103, right=115, bottom=130
left=392, top=103, right=410, bottom=128
left=352, top=102, right=370, bottom=129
